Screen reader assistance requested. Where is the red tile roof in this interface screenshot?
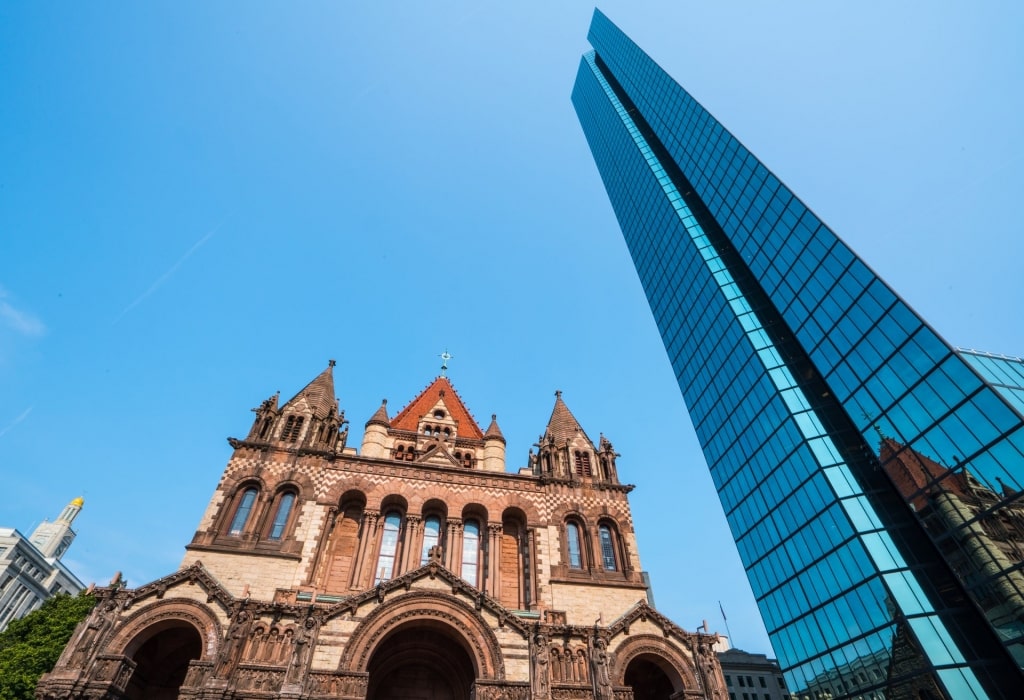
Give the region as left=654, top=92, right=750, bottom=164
left=390, top=376, right=484, bottom=439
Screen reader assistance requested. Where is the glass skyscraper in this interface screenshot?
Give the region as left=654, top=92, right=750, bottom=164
left=572, top=9, right=1024, bottom=699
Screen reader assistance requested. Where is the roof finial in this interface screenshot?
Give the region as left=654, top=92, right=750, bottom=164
left=439, top=349, right=454, bottom=378
left=328, top=359, right=336, bottom=368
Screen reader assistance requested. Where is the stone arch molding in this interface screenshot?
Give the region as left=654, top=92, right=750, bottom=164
left=106, top=598, right=223, bottom=662
left=338, top=590, right=505, bottom=680
left=612, top=633, right=699, bottom=692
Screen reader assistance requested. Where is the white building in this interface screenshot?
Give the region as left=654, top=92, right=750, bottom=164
left=0, top=497, right=86, bottom=631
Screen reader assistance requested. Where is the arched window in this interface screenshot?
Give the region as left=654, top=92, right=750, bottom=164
left=420, top=515, right=442, bottom=565
left=267, top=492, right=296, bottom=540
left=228, top=488, right=258, bottom=535
left=281, top=415, right=304, bottom=442
left=574, top=451, right=592, bottom=476
left=599, top=524, right=617, bottom=571
left=374, top=512, right=402, bottom=584
left=566, top=522, right=583, bottom=569
left=461, top=520, right=480, bottom=585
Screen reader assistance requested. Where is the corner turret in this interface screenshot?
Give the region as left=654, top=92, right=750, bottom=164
left=361, top=400, right=391, bottom=458
left=482, top=414, right=506, bottom=472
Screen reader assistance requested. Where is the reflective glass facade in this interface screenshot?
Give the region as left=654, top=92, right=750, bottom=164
left=572, top=10, right=1024, bottom=699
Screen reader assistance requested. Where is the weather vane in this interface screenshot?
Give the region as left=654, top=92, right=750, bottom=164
left=439, top=349, right=453, bottom=377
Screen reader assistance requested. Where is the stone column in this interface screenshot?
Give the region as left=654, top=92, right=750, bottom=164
left=351, top=510, right=380, bottom=590
left=446, top=518, right=464, bottom=575
left=400, top=515, right=422, bottom=575
left=526, top=527, right=539, bottom=609
left=487, top=523, right=502, bottom=599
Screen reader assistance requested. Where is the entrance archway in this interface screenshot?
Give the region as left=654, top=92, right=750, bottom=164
left=123, top=621, right=203, bottom=700
left=624, top=654, right=683, bottom=700
left=366, top=621, right=476, bottom=700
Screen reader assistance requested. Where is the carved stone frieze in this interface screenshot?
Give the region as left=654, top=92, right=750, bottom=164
left=473, top=680, right=531, bottom=700
left=306, top=671, right=369, bottom=699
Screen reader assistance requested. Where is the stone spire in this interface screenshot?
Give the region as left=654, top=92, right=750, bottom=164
left=282, top=360, right=338, bottom=421
left=542, top=390, right=593, bottom=447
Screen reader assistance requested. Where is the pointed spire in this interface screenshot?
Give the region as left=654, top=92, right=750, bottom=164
left=543, top=390, right=593, bottom=446
left=484, top=414, right=505, bottom=444
left=366, top=399, right=391, bottom=428
left=282, top=360, right=338, bottom=420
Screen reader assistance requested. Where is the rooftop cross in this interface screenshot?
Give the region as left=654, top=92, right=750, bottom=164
left=439, top=349, right=453, bottom=378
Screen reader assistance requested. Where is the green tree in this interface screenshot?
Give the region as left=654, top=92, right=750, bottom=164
left=0, top=592, right=95, bottom=700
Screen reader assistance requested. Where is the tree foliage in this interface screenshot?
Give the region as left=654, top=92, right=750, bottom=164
left=0, top=592, right=96, bottom=700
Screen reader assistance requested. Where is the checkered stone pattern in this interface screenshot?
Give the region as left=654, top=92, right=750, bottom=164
left=219, top=452, right=636, bottom=531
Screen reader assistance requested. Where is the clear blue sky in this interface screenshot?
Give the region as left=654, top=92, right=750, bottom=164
left=1, top=2, right=1021, bottom=657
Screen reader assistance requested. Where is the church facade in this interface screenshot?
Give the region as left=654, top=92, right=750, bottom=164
left=38, top=363, right=726, bottom=700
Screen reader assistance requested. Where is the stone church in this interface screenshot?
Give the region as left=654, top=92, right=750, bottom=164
left=38, top=363, right=727, bottom=700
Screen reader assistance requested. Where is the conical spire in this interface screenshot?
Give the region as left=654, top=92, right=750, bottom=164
left=543, top=390, right=593, bottom=446
left=366, top=399, right=391, bottom=428
left=282, top=360, right=338, bottom=420
left=484, top=414, right=505, bottom=444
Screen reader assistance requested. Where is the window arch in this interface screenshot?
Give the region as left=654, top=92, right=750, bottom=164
left=574, top=451, right=592, bottom=476
left=281, top=415, right=304, bottom=442
left=566, top=521, right=584, bottom=569
left=420, top=514, right=443, bottom=565
left=228, top=487, right=259, bottom=535
left=598, top=522, right=618, bottom=571
left=374, top=511, right=403, bottom=584
left=461, top=519, right=481, bottom=585
left=266, top=491, right=297, bottom=541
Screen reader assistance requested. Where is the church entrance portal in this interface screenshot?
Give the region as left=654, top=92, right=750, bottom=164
left=624, top=654, right=682, bottom=700
left=123, top=621, right=203, bottom=700
left=366, top=621, right=477, bottom=700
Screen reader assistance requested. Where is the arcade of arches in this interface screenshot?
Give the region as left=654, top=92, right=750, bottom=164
left=37, top=367, right=728, bottom=700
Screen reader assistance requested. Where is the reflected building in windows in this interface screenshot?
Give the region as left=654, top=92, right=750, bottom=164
left=40, top=362, right=730, bottom=699
left=572, top=9, right=1024, bottom=699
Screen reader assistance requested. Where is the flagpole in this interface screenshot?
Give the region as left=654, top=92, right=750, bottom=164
left=719, top=601, right=734, bottom=647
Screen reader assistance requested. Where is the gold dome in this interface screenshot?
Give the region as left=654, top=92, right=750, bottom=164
left=70, top=496, right=85, bottom=507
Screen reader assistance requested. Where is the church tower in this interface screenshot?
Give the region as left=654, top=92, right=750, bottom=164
left=29, top=496, right=84, bottom=559
left=39, top=364, right=727, bottom=700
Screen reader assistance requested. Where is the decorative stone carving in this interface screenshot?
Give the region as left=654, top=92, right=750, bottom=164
left=234, top=665, right=286, bottom=692
left=532, top=626, right=551, bottom=700
left=216, top=609, right=254, bottom=677
left=474, top=680, right=531, bottom=700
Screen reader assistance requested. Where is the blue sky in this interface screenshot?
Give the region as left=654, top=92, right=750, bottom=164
left=1, top=2, right=1022, bottom=657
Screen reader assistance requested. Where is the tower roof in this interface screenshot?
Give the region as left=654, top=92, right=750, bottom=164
left=366, top=399, right=391, bottom=428
left=543, top=390, right=593, bottom=447
left=282, top=360, right=338, bottom=420
left=484, top=414, right=505, bottom=444
left=390, top=376, right=484, bottom=439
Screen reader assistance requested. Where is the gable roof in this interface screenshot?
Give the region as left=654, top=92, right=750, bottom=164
left=390, top=376, right=484, bottom=439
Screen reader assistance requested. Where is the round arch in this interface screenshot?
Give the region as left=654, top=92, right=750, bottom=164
left=104, top=599, right=222, bottom=700
left=612, top=634, right=699, bottom=694
left=106, top=598, right=222, bottom=661
left=338, top=591, right=504, bottom=680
